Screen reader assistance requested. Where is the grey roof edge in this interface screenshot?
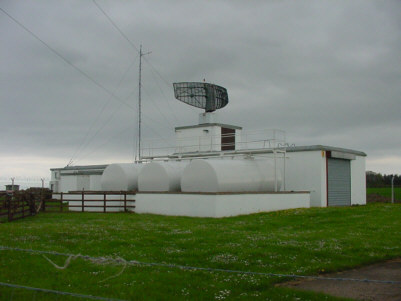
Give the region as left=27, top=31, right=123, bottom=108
left=51, top=146, right=366, bottom=171
left=285, top=145, right=367, bottom=156
left=158, top=145, right=367, bottom=159
left=50, top=164, right=108, bottom=171
left=175, top=123, right=242, bottom=131
left=144, top=144, right=366, bottom=160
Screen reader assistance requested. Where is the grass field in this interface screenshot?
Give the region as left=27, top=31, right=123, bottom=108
left=0, top=204, right=401, bottom=300
left=367, top=187, right=401, bottom=201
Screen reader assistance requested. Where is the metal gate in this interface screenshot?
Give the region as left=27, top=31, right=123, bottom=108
left=327, top=158, right=351, bottom=206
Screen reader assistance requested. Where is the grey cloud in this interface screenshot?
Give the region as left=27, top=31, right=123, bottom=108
left=1, top=0, right=401, bottom=176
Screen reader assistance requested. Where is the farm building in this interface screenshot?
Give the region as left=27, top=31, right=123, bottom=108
left=49, top=82, right=366, bottom=217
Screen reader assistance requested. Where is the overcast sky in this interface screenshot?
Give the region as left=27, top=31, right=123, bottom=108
left=1, top=0, right=400, bottom=180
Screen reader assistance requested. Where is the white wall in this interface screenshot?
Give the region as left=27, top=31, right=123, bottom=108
left=136, top=192, right=310, bottom=218
left=175, top=125, right=241, bottom=153
left=351, top=156, right=366, bottom=205
left=50, top=170, right=60, bottom=192
left=59, top=176, right=78, bottom=193
left=176, top=126, right=221, bottom=152
left=285, top=150, right=366, bottom=207
left=76, top=175, right=90, bottom=191
left=90, top=175, right=102, bottom=191
left=53, top=173, right=103, bottom=193
left=285, top=151, right=326, bottom=207
left=215, top=193, right=310, bottom=217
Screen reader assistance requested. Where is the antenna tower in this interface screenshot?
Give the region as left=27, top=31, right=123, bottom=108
left=137, top=45, right=151, bottom=162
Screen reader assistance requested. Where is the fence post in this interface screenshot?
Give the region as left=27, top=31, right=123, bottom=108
left=124, top=193, right=127, bottom=212
left=82, top=191, right=84, bottom=212
left=29, top=193, right=34, bottom=216
left=391, top=176, right=395, bottom=204
left=7, top=195, right=12, bottom=222
left=42, top=192, right=46, bottom=212
left=60, top=192, right=63, bottom=212
left=103, top=193, right=106, bottom=213
left=40, top=189, right=43, bottom=212
left=21, top=194, right=25, bottom=218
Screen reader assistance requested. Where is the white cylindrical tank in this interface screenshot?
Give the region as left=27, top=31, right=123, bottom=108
left=101, top=163, right=142, bottom=191
left=181, top=159, right=281, bottom=193
left=138, top=161, right=187, bottom=192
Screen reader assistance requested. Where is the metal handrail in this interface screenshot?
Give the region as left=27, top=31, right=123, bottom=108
left=141, top=129, right=287, bottom=157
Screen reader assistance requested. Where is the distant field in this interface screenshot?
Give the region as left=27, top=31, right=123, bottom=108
left=0, top=204, right=400, bottom=300
left=367, top=187, right=401, bottom=201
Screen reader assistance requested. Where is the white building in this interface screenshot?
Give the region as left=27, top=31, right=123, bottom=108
left=50, top=164, right=106, bottom=193
left=50, top=81, right=366, bottom=216
left=285, top=146, right=366, bottom=207
left=49, top=114, right=366, bottom=217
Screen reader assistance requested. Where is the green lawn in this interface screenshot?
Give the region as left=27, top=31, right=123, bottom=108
left=367, top=187, right=401, bottom=201
left=0, top=204, right=400, bottom=300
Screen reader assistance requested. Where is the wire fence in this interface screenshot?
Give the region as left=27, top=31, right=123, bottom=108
left=1, top=246, right=399, bottom=285
left=1, top=245, right=399, bottom=300
left=0, top=178, right=50, bottom=191
left=0, top=282, right=127, bottom=301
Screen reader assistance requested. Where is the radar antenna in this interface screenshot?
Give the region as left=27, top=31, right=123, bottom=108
left=173, top=82, right=228, bottom=112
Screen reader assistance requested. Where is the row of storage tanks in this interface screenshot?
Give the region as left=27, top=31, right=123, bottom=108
left=101, top=159, right=282, bottom=193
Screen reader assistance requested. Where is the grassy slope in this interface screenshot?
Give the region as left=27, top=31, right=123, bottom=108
left=367, top=187, right=401, bottom=200
left=0, top=204, right=400, bottom=300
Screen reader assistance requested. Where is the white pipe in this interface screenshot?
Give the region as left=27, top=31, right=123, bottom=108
left=283, top=150, right=286, bottom=191
left=274, top=150, right=277, bottom=192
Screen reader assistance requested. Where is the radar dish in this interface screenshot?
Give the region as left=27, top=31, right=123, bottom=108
left=173, top=82, right=228, bottom=112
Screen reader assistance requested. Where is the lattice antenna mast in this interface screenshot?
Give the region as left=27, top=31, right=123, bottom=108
left=137, top=45, right=151, bottom=162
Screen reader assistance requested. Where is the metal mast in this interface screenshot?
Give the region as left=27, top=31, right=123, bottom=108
left=137, top=44, right=151, bottom=162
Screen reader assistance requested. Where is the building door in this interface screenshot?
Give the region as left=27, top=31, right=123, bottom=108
left=221, top=127, right=235, bottom=151
left=327, top=158, right=351, bottom=206
left=76, top=175, right=90, bottom=191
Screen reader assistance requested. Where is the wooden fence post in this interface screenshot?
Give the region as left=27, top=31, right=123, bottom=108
left=40, top=189, right=43, bottom=212
left=7, top=195, right=12, bottom=222
left=42, top=192, right=46, bottom=212
left=21, top=195, right=25, bottom=218
left=29, top=193, right=34, bottom=216
left=124, top=193, right=127, bottom=212
left=82, top=191, right=84, bottom=212
left=103, top=193, right=106, bottom=213
left=60, top=192, right=63, bottom=212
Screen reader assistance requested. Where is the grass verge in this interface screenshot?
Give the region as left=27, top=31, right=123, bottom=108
left=0, top=203, right=400, bottom=300
left=367, top=187, right=401, bottom=201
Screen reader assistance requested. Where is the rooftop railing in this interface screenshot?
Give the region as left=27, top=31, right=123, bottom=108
left=141, top=129, right=288, bottom=158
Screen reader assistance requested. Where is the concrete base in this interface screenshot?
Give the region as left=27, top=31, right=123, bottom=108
left=135, top=192, right=310, bottom=218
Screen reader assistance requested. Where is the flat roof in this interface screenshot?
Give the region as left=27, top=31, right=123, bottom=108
left=51, top=145, right=366, bottom=171
left=286, top=145, right=366, bottom=156
left=159, top=144, right=366, bottom=159
left=175, top=123, right=242, bottom=131
left=50, top=164, right=108, bottom=171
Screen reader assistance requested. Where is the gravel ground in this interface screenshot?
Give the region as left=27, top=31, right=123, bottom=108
left=279, top=258, right=401, bottom=301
